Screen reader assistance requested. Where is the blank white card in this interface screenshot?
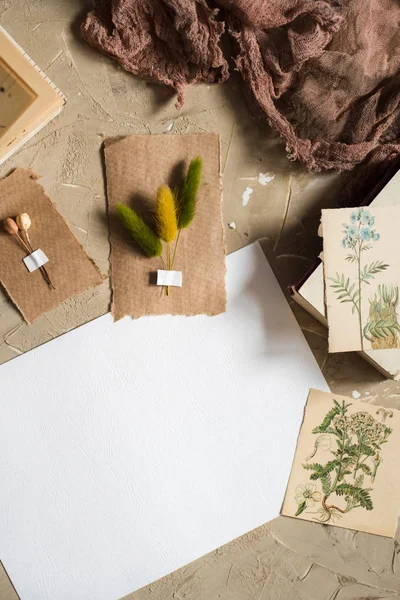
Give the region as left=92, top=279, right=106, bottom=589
left=0, top=242, right=328, bottom=600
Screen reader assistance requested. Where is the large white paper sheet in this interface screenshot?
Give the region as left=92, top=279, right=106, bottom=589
left=0, top=242, right=328, bottom=600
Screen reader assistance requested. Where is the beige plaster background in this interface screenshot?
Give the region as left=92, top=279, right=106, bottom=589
left=0, top=1, right=399, bottom=599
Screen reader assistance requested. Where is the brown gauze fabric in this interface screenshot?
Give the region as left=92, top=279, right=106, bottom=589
left=82, top=0, right=400, bottom=173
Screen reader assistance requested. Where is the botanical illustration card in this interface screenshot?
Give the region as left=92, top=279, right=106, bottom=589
left=281, top=389, right=400, bottom=537
left=322, top=207, right=400, bottom=353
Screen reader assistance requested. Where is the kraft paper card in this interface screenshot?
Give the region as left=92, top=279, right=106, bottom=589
left=322, top=206, right=400, bottom=353
left=104, top=133, right=226, bottom=320
left=0, top=169, right=103, bottom=323
left=282, top=389, right=400, bottom=538
left=0, top=243, right=328, bottom=600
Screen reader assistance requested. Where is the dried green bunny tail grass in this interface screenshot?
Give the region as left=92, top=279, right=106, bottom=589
left=116, top=202, right=162, bottom=258
left=177, top=156, right=202, bottom=229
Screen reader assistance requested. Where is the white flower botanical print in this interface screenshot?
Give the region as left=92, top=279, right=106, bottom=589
left=294, top=399, right=393, bottom=523
left=305, top=433, right=331, bottom=460
left=295, top=483, right=321, bottom=511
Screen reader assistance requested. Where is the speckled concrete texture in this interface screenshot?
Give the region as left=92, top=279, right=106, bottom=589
left=0, top=2, right=399, bottom=600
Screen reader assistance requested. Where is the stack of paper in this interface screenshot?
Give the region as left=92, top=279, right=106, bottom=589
left=291, top=169, right=400, bottom=378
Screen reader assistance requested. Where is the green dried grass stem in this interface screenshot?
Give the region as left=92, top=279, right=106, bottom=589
left=177, top=156, right=202, bottom=229
left=116, top=202, right=162, bottom=258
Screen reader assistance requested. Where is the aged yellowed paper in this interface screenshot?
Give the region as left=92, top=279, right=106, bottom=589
left=322, top=207, right=400, bottom=353
left=281, top=389, right=400, bottom=537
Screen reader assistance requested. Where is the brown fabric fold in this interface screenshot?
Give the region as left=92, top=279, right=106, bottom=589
left=227, top=0, right=400, bottom=171
left=81, top=0, right=229, bottom=110
left=82, top=0, right=400, bottom=174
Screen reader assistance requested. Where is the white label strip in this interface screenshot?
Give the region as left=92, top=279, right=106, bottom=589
left=156, top=270, right=182, bottom=287
left=23, top=249, right=49, bottom=273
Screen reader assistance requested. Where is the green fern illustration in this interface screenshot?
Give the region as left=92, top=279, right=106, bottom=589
left=360, top=261, right=389, bottom=284
left=320, top=473, right=332, bottom=496
left=312, top=399, right=350, bottom=433
left=302, top=460, right=340, bottom=480
left=335, top=484, right=373, bottom=511
left=328, top=274, right=359, bottom=315
left=364, top=320, right=400, bottom=340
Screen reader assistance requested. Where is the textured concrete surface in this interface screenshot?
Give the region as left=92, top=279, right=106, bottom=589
left=0, top=1, right=399, bottom=599
left=0, top=563, right=18, bottom=600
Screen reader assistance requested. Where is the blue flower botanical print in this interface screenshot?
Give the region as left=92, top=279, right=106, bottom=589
left=360, top=227, right=371, bottom=242
left=350, top=211, right=358, bottom=224
left=329, top=208, right=391, bottom=350
left=360, top=209, right=374, bottom=225
left=342, top=209, right=379, bottom=249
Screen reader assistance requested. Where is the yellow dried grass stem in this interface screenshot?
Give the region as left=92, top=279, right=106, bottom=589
left=156, top=185, right=177, bottom=243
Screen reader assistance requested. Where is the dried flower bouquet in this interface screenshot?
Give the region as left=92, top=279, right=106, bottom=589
left=116, top=156, right=202, bottom=295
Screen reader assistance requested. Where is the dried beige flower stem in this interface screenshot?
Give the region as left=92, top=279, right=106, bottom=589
left=18, top=234, right=31, bottom=254
left=4, top=217, right=54, bottom=289
left=23, top=234, right=55, bottom=290
left=16, top=213, right=55, bottom=290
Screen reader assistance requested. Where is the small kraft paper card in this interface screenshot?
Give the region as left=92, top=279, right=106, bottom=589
left=281, top=389, right=400, bottom=537
left=105, top=133, right=226, bottom=320
left=322, top=207, right=400, bottom=353
left=0, top=169, right=103, bottom=324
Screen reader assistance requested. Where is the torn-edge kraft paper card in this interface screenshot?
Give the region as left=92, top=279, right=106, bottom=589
left=0, top=169, right=103, bottom=324
left=105, top=133, right=226, bottom=320
left=322, top=206, right=400, bottom=354
left=281, top=388, right=400, bottom=538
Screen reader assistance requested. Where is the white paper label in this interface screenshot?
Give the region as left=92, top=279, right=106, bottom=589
left=23, top=249, right=49, bottom=273
left=156, top=270, right=182, bottom=287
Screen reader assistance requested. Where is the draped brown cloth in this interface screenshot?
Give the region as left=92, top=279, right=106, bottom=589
left=82, top=0, right=400, bottom=173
